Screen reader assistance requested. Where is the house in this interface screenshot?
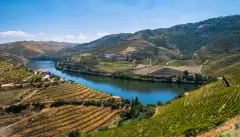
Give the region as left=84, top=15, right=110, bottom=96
left=100, top=54, right=122, bottom=59
left=60, top=78, right=65, bottom=81
left=37, top=69, right=44, bottom=74
left=41, top=74, right=50, bottom=81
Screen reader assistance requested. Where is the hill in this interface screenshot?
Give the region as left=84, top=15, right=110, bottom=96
left=0, top=61, right=124, bottom=137
left=93, top=70, right=240, bottom=137
left=71, top=15, right=240, bottom=57
left=0, top=41, right=77, bottom=64
left=56, top=15, right=240, bottom=77
left=0, top=62, right=239, bottom=136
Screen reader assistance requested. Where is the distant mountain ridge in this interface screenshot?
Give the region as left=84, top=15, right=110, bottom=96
left=58, top=14, right=240, bottom=76
left=70, top=15, right=240, bottom=57
left=0, top=41, right=78, bottom=64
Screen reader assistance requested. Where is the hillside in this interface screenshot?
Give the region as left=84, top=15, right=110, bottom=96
left=0, top=41, right=77, bottom=64
left=56, top=15, right=240, bottom=77
left=71, top=15, right=240, bottom=57
left=0, top=61, right=124, bottom=137
left=93, top=70, right=240, bottom=137
left=0, top=62, right=239, bottom=136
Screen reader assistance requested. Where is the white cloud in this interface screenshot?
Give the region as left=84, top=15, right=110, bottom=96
left=0, top=31, right=94, bottom=44
left=97, top=32, right=110, bottom=37
left=77, top=34, right=88, bottom=40
left=43, top=34, right=90, bottom=43
left=0, top=31, right=36, bottom=37
left=65, top=35, right=75, bottom=39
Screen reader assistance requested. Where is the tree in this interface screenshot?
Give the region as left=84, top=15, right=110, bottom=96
left=183, top=70, right=189, bottom=77
left=157, top=101, right=163, bottom=106
left=176, top=76, right=183, bottom=83
left=130, top=97, right=142, bottom=118
left=195, top=74, right=204, bottom=83
left=130, top=99, right=135, bottom=118
left=68, top=130, right=80, bottom=137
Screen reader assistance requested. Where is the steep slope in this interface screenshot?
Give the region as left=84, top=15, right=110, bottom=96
left=201, top=54, right=240, bottom=75
left=0, top=52, right=28, bottom=65
left=65, top=33, right=131, bottom=53
left=94, top=71, right=240, bottom=137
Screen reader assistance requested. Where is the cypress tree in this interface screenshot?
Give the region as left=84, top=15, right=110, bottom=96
left=130, top=99, right=135, bottom=118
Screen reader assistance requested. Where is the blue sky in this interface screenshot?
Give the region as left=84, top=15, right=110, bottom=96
left=0, top=0, right=239, bottom=43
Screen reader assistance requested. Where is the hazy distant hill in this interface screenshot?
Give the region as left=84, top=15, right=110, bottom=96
left=0, top=41, right=77, bottom=64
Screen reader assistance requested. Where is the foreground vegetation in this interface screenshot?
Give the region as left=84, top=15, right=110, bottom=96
left=0, top=61, right=239, bottom=137
left=0, top=62, right=34, bottom=84
left=25, top=82, right=112, bottom=103
left=0, top=62, right=125, bottom=137
left=91, top=70, right=240, bottom=137
left=1, top=105, right=120, bottom=137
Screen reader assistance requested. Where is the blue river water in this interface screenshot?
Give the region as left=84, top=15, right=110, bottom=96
left=26, top=61, right=198, bottom=104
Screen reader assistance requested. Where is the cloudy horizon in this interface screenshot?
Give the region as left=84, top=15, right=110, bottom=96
left=0, top=0, right=239, bottom=44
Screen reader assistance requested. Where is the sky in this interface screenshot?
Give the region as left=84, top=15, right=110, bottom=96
left=0, top=0, right=239, bottom=44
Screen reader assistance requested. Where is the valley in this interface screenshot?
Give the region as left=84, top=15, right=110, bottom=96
left=26, top=60, right=198, bottom=104
left=0, top=14, right=239, bottom=137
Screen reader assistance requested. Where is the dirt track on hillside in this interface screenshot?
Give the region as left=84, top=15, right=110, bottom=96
left=198, top=115, right=240, bottom=137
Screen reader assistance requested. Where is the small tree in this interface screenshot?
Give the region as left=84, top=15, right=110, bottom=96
left=183, top=70, right=189, bottom=77
left=195, top=74, right=204, bottom=83
left=130, top=97, right=142, bottom=118
left=157, top=101, right=163, bottom=106
left=68, top=130, right=80, bottom=137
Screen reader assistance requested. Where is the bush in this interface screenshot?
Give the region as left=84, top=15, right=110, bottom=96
left=157, top=101, right=164, bottom=106
left=235, top=123, right=240, bottom=129
left=98, top=126, right=109, bottom=131
left=32, top=103, right=46, bottom=111
left=6, top=104, right=28, bottom=113
left=68, top=130, right=81, bottom=137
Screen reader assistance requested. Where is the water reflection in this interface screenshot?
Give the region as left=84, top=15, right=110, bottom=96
left=26, top=61, right=197, bottom=104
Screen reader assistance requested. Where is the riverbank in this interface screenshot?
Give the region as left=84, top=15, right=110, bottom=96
left=55, top=61, right=213, bottom=84
left=26, top=61, right=198, bottom=104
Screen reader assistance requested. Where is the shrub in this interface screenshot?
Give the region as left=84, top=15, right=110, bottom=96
left=68, top=130, right=81, bottom=137
left=157, top=101, right=164, bottom=106
left=6, top=104, right=28, bottom=113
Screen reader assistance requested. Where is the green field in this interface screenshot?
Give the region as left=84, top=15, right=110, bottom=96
left=168, top=59, right=197, bottom=67
left=97, top=62, right=136, bottom=73
left=169, top=60, right=184, bottom=67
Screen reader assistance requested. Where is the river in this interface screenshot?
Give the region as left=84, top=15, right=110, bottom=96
left=26, top=61, right=198, bottom=104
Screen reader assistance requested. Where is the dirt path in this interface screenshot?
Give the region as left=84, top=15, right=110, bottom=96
left=15, top=89, right=39, bottom=105
left=0, top=109, right=48, bottom=135
left=1, top=81, right=54, bottom=88
left=1, top=83, right=14, bottom=87
left=22, top=73, right=36, bottom=82
left=198, top=115, right=240, bottom=137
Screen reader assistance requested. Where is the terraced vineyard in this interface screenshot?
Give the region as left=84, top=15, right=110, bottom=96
left=224, top=70, right=240, bottom=86
left=0, top=62, right=34, bottom=84
left=0, top=113, right=28, bottom=129
left=25, top=82, right=112, bottom=103
left=93, top=72, right=240, bottom=137
left=0, top=88, right=33, bottom=107
left=1, top=105, right=120, bottom=137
